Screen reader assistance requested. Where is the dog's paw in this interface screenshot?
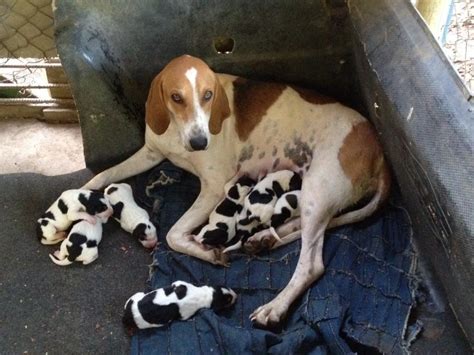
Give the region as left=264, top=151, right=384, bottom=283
left=250, top=301, right=287, bottom=329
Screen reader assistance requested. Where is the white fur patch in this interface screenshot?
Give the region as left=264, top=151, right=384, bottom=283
left=184, top=67, right=210, bottom=140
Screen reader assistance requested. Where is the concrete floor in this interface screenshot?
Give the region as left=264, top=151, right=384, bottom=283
left=0, top=119, right=151, bottom=353
left=0, top=118, right=85, bottom=175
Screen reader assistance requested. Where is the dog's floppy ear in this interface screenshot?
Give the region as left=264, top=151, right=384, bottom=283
left=145, top=73, right=169, bottom=135
left=209, top=75, right=230, bottom=135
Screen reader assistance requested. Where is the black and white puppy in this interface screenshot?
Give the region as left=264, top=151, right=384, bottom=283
left=194, top=176, right=255, bottom=247
left=49, top=215, right=108, bottom=266
left=224, top=171, right=302, bottom=252
left=242, top=170, right=301, bottom=225
left=122, top=281, right=237, bottom=330
left=104, top=183, right=157, bottom=249
left=36, top=189, right=113, bottom=245
left=267, top=190, right=301, bottom=235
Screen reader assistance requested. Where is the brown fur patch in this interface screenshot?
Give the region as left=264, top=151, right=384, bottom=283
left=233, top=78, right=286, bottom=141
left=338, top=121, right=386, bottom=197
left=146, top=73, right=169, bottom=135
left=209, top=75, right=231, bottom=134
left=291, top=86, right=336, bottom=105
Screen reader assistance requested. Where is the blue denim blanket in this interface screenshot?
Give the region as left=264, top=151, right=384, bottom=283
left=131, top=162, right=416, bottom=354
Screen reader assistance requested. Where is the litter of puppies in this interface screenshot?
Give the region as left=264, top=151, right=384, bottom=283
left=36, top=189, right=113, bottom=245
left=37, top=183, right=157, bottom=266
left=193, top=170, right=302, bottom=253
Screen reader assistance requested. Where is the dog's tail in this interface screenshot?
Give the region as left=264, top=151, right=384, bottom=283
left=49, top=253, right=73, bottom=266
left=328, top=162, right=391, bottom=229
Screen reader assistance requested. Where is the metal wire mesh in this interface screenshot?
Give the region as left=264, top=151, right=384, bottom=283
left=443, top=0, right=474, bottom=92
left=0, top=0, right=56, bottom=58
left=0, top=0, right=76, bottom=120
left=0, top=0, right=55, bottom=99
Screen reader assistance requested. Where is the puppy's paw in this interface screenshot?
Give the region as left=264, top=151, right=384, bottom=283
left=243, top=231, right=277, bottom=254
left=212, top=248, right=230, bottom=267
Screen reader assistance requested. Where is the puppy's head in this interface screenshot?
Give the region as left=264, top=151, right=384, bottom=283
left=196, top=222, right=230, bottom=247
left=80, top=191, right=113, bottom=221
left=122, top=292, right=146, bottom=333
left=226, top=176, right=255, bottom=202
left=210, top=286, right=237, bottom=312
left=36, top=218, right=56, bottom=243
left=132, top=222, right=158, bottom=249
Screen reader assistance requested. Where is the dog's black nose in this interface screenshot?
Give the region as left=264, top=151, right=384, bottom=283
left=189, top=136, right=208, bottom=151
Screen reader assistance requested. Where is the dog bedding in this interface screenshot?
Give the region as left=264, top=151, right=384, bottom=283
left=131, top=161, right=417, bottom=354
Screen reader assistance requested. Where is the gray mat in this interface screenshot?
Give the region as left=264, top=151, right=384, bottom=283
left=0, top=170, right=152, bottom=354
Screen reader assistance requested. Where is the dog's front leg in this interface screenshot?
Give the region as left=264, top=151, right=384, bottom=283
left=166, top=181, right=229, bottom=266
left=83, top=145, right=164, bottom=190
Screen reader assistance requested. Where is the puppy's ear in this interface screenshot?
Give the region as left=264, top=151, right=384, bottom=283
left=146, top=73, right=169, bottom=135
left=122, top=299, right=138, bottom=331
left=209, top=75, right=230, bottom=135
left=105, top=186, right=118, bottom=195
left=112, top=202, right=124, bottom=220
left=36, top=221, right=44, bottom=242
left=132, top=223, right=147, bottom=240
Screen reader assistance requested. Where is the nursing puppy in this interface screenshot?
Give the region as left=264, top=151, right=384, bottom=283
left=122, top=281, right=237, bottom=330
left=224, top=172, right=302, bottom=253
left=194, top=176, right=255, bottom=248
left=36, top=189, right=113, bottom=245
left=104, top=183, right=157, bottom=248
left=243, top=170, right=302, bottom=225
left=269, top=191, right=301, bottom=233
left=49, top=215, right=108, bottom=266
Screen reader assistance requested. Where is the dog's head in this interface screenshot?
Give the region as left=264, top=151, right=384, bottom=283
left=145, top=55, right=230, bottom=152
left=79, top=190, right=113, bottom=221
left=132, top=222, right=158, bottom=249
left=210, top=286, right=237, bottom=312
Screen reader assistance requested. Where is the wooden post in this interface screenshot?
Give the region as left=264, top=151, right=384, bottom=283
left=416, top=0, right=452, bottom=40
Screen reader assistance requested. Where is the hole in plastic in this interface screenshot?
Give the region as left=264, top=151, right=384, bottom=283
left=214, top=37, right=235, bottom=54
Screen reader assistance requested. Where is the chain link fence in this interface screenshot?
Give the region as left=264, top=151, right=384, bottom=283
left=0, top=0, right=77, bottom=121
left=443, top=0, right=474, bottom=92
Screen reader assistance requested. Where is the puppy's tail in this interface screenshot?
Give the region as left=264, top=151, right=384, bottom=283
left=328, top=162, right=391, bottom=229
left=49, top=253, right=73, bottom=266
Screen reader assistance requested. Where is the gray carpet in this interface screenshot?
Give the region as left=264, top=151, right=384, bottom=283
left=0, top=170, right=152, bottom=354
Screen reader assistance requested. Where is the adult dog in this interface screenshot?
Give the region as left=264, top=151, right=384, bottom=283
left=83, top=55, right=390, bottom=327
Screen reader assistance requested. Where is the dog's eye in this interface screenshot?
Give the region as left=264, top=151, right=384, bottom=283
left=203, top=90, right=213, bottom=101
left=171, top=93, right=183, bottom=103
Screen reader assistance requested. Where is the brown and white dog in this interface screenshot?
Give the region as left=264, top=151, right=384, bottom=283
left=83, top=55, right=390, bottom=328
